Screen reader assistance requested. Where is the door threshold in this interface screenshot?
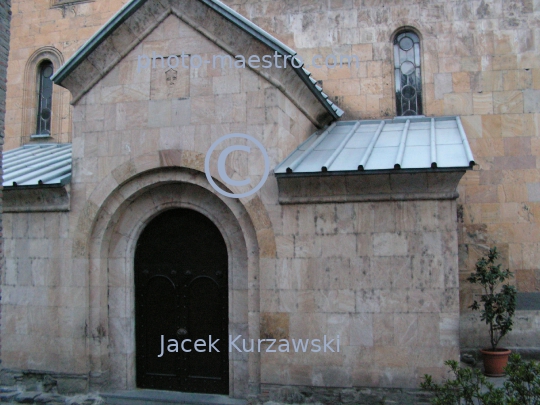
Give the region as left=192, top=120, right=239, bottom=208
left=101, top=389, right=247, bottom=405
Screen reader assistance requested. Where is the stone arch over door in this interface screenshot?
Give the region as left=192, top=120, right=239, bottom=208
left=86, top=168, right=261, bottom=398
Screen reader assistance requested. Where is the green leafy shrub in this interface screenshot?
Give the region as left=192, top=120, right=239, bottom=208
left=420, top=360, right=504, bottom=405
left=504, top=353, right=540, bottom=405
left=467, top=247, right=517, bottom=351
left=420, top=354, right=540, bottom=405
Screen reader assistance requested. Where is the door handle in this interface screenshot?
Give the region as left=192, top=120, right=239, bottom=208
left=177, top=328, right=188, bottom=336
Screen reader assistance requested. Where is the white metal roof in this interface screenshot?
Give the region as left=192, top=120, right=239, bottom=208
left=2, top=144, right=72, bottom=187
left=275, top=116, right=475, bottom=174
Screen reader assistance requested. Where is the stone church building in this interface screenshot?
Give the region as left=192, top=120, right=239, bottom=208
left=1, top=0, right=539, bottom=403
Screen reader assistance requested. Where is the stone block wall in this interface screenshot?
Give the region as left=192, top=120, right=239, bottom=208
left=260, top=200, right=460, bottom=389
left=65, top=11, right=317, bottom=217
left=0, top=11, right=316, bottom=386
left=1, top=211, right=89, bottom=374
left=2, top=0, right=539, bottom=394
left=0, top=3, right=466, bottom=395
left=0, top=0, right=11, bottom=370
left=4, top=0, right=129, bottom=150
left=5, top=0, right=540, bottom=350
left=220, top=0, right=540, bottom=352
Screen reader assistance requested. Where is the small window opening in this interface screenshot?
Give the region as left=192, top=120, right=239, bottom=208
left=394, top=31, right=422, bottom=116
left=36, top=61, right=54, bottom=135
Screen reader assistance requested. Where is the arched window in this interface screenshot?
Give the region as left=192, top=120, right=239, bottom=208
left=36, top=61, right=54, bottom=135
left=21, top=47, right=65, bottom=144
left=394, top=31, right=422, bottom=116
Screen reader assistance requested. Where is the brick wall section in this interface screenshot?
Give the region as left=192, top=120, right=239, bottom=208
left=0, top=0, right=12, bottom=366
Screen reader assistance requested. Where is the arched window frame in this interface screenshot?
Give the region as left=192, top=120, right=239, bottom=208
left=22, top=47, right=65, bottom=144
left=36, top=60, right=54, bottom=136
left=393, top=29, right=423, bottom=116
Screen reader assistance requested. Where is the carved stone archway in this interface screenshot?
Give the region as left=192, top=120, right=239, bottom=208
left=85, top=167, right=262, bottom=398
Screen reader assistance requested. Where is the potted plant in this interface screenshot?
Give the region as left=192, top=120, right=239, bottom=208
left=467, top=247, right=517, bottom=377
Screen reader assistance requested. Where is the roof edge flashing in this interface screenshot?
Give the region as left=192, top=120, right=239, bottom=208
left=275, top=166, right=472, bottom=179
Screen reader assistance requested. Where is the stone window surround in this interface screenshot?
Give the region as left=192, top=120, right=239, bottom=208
left=86, top=168, right=261, bottom=398
left=21, top=47, right=64, bottom=145
left=390, top=26, right=424, bottom=117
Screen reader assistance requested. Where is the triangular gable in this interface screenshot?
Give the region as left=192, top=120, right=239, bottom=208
left=51, top=0, right=343, bottom=127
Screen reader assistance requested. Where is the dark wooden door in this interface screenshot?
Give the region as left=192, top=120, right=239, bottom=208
left=135, top=209, right=229, bottom=394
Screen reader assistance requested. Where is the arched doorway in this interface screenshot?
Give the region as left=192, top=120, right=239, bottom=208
left=134, top=208, right=229, bottom=394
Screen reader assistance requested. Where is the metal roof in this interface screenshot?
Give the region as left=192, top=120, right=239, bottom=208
left=275, top=116, right=475, bottom=175
left=2, top=144, right=72, bottom=187
left=51, top=0, right=344, bottom=119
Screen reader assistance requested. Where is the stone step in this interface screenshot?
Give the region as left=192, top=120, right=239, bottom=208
left=101, top=390, right=247, bottom=405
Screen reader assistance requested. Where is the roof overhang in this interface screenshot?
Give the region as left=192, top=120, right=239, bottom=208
left=3, top=144, right=72, bottom=187
left=275, top=116, right=475, bottom=204
left=2, top=144, right=72, bottom=212
left=51, top=0, right=343, bottom=126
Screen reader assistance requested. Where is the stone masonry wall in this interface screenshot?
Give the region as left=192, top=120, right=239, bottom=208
left=0, top=0, right=12, bottom=369
left=2, top=0, right=540, bottom=391
left=1, top=12, right=316, bottom=381
left=5, top=0, right=540, bottom=351
left=1, top=212, right=88, bottom=374
left=60, top=8, right=462, bottom=388
left=222, top=0, right=540, bottom=352
left=261, top=199, right=460, bottom=389
left=0, top=5, right=464, bottom=394
left=4, top=0, right=129, bottom=150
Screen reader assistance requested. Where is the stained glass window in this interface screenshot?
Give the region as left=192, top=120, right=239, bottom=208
left=36, top=61, right=54, bottom=135
left=394, top=32, right=422, bottom=116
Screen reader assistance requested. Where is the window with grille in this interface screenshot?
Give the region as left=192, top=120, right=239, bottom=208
left=36, top=61, right=54, bottom=135
left=394, top=31, right=423, bottom=116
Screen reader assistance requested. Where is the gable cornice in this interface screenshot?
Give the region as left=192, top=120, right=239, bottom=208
left=51, top=0, right=343, bottom=127
left=50, top=0, right=158, bottom=84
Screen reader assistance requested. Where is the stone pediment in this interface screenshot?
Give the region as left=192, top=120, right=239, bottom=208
left=51, top=0, right=343, bottom=127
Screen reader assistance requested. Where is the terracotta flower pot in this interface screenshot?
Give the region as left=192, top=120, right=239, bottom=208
left=480, top=348, right=511, bottom=377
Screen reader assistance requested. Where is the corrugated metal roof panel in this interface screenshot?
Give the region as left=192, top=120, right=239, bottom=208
left=275, top=116, right=475, bottom=174
left=2, top=144, right=72, bottom=187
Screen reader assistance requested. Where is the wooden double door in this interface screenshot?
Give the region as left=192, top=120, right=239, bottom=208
left=135, top=209, right=229, bottom=394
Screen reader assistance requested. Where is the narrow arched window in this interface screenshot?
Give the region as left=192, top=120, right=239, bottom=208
left=394, top=31, right=422, bottom=116
left=36, top=61, right=54, bottom=135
